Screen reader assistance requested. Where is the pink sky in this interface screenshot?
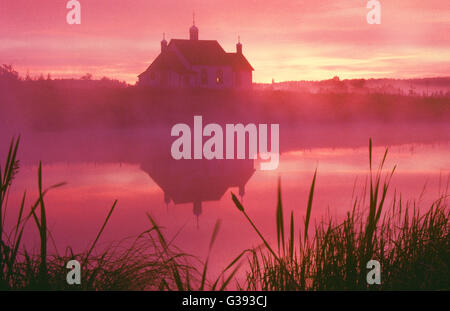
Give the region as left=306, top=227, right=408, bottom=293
left=1, top=0, right=449, bottom=84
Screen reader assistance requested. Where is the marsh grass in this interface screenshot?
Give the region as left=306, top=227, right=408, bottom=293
left=0, top=137, right=241, bottom=290
left=1, top=137, right=448, bottom=290
left=232, top=139, right=449, bottom=290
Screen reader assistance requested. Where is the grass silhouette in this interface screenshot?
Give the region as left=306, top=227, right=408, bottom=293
left=0, top=137, right=241, bottom=290
left=231, top=139, right=449, bottom=290
left=1, top=137, right=448, bottom=290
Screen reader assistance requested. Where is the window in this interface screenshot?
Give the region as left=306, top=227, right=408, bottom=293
left=201, top=69, right=208, bottom=85
left=216, top=69, right=223, bottom=85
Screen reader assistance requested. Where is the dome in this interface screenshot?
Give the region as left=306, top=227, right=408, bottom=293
left=189, top=24, right=198, bottom=40
left=189, top=13, right=199, bottom=40
left=160, top=33, right=168, bottom=52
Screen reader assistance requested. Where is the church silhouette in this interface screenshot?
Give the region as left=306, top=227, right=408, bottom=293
left=138, top=15, right=254, bottom=89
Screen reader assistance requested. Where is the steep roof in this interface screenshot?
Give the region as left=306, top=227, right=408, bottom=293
left=169, top=39, right=227, bottom=66
left=225, top=53, right=254, bottom=71
left=139, top=51, right=192, bottom=77
left=170, top=39, right=254, bottom=71
left=139, top=39, right=254, bottom=77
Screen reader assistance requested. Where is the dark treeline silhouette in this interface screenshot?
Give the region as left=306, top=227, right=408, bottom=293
left=1, top=64, right=449, bottom=152
left=257, top=76, right=450, bottom=98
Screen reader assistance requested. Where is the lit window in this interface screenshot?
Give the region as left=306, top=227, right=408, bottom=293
left=216, top=70, right=223, bottom=84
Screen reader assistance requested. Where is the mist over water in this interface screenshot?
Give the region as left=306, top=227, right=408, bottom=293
left=1, top=77, right=449, bottom=277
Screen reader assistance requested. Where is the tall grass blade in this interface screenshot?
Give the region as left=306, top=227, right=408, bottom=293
left=84, top=200, right=118, bottom=266
left=276, top=178, right=285, bottom=254
left=304, top=169, right=317, bottom=243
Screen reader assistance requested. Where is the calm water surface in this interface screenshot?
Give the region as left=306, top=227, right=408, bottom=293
left=2, top=127, right=449, bottom=278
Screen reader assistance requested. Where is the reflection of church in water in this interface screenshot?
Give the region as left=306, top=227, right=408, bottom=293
left=141, top=157, right=255, bottom=218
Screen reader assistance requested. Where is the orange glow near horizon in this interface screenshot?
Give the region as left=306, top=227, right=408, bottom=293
left=1, top=0, right=449, bottom=84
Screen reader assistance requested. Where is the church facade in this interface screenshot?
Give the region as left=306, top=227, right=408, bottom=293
left=138, top=21, right=254, bottom=89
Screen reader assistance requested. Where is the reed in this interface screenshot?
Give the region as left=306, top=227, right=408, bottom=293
left=0, top=137, right=236, bottom=290
left=1, top=137, right=448, bottom=290
left=232, top=139, right=449, bottom=290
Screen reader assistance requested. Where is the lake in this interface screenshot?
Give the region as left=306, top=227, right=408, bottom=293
left=2, top=122, right=449, bottom=279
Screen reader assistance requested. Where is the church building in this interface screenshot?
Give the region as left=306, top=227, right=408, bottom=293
left=138, top=18, right=254, bottom=89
